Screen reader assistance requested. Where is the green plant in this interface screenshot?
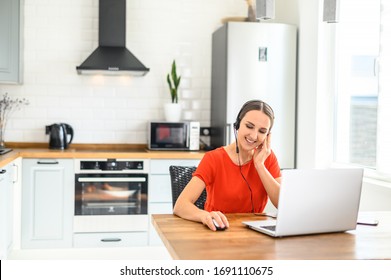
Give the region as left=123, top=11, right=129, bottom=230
left=166, top=60, right=181, bottom=103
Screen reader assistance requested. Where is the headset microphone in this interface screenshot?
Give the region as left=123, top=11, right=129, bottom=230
left=234, top=118, right=254, bottom=213
left=233, top=123, right=239, bottom=154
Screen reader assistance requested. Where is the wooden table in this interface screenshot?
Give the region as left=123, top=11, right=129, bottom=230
left=152, top=212, right=391, bottom=260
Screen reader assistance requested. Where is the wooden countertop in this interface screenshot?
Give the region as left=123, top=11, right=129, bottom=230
left=0, top=142, right=205, bottom=167
left=152, top=212, right=391, bottom=260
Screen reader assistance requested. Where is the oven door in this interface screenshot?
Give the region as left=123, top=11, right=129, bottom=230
left=75, top=173, right=148, bottom=216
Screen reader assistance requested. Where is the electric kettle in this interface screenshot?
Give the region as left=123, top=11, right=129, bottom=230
left=45, top=123, right=74, bottom=149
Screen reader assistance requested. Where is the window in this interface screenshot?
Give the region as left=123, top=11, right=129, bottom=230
left=333, top=0, right=391, bottom=179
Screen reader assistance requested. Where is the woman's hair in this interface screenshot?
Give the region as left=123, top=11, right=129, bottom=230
left=234, top=100, right=275, bottom=131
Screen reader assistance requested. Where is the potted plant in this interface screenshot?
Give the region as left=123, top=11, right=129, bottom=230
left=164, top=60, right=182, bottom=121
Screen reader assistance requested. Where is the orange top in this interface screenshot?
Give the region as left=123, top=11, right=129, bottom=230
left=194, top=147, right=281, bottom=213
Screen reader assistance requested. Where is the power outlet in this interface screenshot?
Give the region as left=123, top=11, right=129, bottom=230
left=200, top=127, right=211, bottom=136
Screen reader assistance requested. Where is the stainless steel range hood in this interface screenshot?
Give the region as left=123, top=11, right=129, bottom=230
left=76, top=0, right=149, bottom=76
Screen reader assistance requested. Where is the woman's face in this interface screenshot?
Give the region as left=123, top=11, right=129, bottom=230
left=237, top=110, right=271, bottom=151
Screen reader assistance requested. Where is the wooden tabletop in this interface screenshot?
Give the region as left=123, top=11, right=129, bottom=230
left=152, top=212, right=391, bottom=260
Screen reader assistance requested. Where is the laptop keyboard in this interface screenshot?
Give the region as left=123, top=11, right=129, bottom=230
left=260, top=225, right=276, bottom=231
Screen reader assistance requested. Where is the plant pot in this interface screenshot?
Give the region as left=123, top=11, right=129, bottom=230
left=164, top=103, right=182, bottom=122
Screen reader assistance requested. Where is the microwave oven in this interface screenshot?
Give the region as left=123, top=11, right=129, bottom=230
left=148, top=121, right=200, bottom=151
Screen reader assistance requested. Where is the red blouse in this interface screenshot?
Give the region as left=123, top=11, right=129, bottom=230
left=193, top=147, right=281, bottom=213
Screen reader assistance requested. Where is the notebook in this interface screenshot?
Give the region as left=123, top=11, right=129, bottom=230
left=242, top=168, right=364, bottom=237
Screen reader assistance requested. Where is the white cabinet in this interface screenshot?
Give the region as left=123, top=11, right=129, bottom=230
left=73, top=232, right=148, bottom=248
left=148, top=159, right=200, bottom=245
left=0, top=162, right=14, bottom=259
left=0, top=0, right=22, bottom=83
left=21, top=159, right=74, bottom=249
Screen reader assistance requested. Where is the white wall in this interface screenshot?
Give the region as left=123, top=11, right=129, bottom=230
left=360, top=180, right=391, bottom=211
left=0, top=0, right=320, bottom=151
left=1, top=0, right=314, bottom=152
left=1, top=0, right=250, bottom=144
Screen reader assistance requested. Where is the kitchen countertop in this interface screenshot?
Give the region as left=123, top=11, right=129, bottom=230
left=0, top=143, right=205, bottom=167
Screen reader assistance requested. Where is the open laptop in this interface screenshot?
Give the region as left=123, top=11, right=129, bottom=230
left=242, top=168, right=363, bottom=237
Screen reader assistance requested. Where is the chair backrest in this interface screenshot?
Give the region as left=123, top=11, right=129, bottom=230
left=169, top=165, right=207, bottom=209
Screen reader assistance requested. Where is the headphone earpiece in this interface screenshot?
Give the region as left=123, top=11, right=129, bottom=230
left=234, top=112, right=241, bottom=131
left=233, top=120, right=239, bottom=131
left=233, top=125, right=239, bottom=154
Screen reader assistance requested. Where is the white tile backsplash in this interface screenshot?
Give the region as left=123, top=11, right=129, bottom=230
left=0, top=0, right=247, bottom=144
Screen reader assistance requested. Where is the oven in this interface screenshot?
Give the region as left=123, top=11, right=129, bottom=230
left=74, top=159, right=149, bottom=233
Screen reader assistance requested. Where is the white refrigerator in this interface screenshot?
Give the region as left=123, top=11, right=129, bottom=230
left=210, top=22, right=297, bottom=169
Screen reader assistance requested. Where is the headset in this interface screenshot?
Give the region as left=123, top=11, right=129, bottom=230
left=233, top=100, right=266, bottom=153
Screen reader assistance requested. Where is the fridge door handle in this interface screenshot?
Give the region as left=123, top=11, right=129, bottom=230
left=226, top=123, right=232, bottom=146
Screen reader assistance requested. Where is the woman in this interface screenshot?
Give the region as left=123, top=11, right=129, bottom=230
left=173, top=100, right=282, bottom=231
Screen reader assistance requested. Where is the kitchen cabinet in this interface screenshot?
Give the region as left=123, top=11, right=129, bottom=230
left=0, top=0, right=22, bottom=83
left=0, top=162, right=14, bottom=259
left=73, top=232, right=148, bottom=248
left=21, top=159, right=74, bottom=249
left=148, top=159, right=200, bottom=245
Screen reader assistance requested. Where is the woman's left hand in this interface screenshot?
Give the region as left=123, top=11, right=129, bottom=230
left=253, top=133, right=272, bottom=165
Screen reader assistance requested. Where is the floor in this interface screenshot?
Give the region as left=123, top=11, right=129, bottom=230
left=7, top=246, right=172, bottom=260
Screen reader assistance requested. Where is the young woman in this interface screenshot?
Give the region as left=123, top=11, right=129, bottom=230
left=173, top=100, right=282, bottom=231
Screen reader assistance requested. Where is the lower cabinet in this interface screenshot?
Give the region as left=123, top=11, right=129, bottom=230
left=73, top=232, right=148, bottom=248
left=148, top=159, right=200, bottom=245
left=19, top=157, right=202, bottom=249
left=21, top=159, right=74, bottom=249
left=0, top=163, right=14, bottom=259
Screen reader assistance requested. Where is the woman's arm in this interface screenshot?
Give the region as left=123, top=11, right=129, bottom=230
left=253, top=133, right=281, bottom=208
left=173, top=176, right=229, bottom=231
left=255, top=166, right=281, bottom=208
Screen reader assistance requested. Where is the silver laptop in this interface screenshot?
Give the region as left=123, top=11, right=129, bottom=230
left=242, top=168, right=363, bottom=237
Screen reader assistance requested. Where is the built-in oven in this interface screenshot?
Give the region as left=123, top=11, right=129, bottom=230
left=74, top=159, right=149, bottom=234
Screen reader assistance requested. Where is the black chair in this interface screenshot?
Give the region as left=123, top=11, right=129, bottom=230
left=169, top=165, right=207, bottom=210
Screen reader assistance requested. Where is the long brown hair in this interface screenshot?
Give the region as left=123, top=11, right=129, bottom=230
left=234, top=100, right=275, bottom=131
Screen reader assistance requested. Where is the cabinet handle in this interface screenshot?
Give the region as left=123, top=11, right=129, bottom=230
left=12, top=163, right=19, bottom=183
left=37, top=160, right=59, bottom=165
left=100, top=238, right=122, bottom=242
left=0, top=169, right=6, bottom=174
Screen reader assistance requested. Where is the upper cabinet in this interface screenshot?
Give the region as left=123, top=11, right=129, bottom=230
left=0, top=0, right=22, bottom=84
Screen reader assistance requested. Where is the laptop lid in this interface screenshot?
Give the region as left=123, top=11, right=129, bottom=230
left=243, top=168, right=364, bottom=237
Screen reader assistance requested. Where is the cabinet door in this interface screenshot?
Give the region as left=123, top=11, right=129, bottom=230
left=0, top=163, right=13, bottom=259
left=0, top=167, right=8, bottom=258
left=148, top=159, right=200, bottom=245
left=21, top=159, right=74, bottom=249
left=0, top=0, right=22, bottom=83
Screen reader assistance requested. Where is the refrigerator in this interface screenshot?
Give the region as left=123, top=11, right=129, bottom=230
left=210, top=22, right=297, bottom=169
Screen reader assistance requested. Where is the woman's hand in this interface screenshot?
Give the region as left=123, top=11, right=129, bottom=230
left=253, top=133, right=272, bottom=165
left=200, top=211, right=229, bottom=231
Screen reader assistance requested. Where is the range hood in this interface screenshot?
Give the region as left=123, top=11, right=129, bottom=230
left=76, top=0, right=149, bottom=76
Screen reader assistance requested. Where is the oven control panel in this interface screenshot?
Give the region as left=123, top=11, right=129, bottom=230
left=75, top=159, right=148, bottom=173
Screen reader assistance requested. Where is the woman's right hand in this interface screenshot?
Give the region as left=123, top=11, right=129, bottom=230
left=201, top=211, right=229, bottom=231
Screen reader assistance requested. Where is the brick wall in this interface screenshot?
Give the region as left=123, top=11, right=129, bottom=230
left=0, top=0, right=247, bottom=144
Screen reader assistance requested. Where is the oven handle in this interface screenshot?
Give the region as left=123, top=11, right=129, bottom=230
left=77, top=177, right=146, bottom=183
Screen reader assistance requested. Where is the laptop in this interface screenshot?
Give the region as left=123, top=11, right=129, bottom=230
left=242, top=168, right=363, bottom=237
